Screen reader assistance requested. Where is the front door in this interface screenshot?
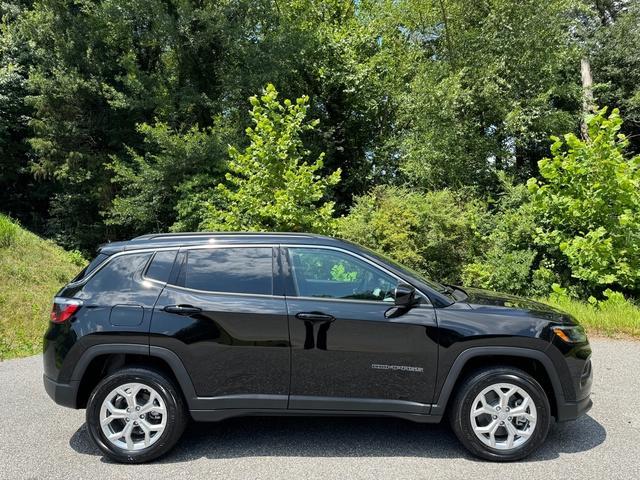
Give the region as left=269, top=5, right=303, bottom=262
left=150, top=245, right=290, bottom=409
left=283, top=246, right=439, bottom=414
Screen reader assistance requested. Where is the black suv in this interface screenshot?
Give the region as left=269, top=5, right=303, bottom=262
left=43, top=233, right=592, bottom=463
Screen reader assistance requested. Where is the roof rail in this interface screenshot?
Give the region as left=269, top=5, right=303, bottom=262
left=131, top=232, right=319, bottom=241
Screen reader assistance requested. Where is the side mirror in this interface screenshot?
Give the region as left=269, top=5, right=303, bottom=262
left=394, top=282, right=416, bottom=308
left=385, top=283, right=417, bottom=318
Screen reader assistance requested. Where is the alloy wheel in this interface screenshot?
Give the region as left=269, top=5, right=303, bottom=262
left=469, top=382, right=537, bottom=450
left=99, top=382, right=167, bottom=451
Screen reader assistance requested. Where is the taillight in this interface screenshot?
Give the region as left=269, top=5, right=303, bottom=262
left=50, top=297, right=82, bottom=324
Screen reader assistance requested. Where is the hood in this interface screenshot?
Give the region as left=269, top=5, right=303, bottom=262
left=461, top=287, right=577, bottom=324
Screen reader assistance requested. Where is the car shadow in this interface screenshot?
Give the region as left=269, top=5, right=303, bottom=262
left=69, top=414, right=606, bottom=464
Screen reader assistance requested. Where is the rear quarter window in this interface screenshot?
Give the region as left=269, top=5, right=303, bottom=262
left=76, top=253, right=153, bottom=300
left=71, top=253, right=109, bottom=282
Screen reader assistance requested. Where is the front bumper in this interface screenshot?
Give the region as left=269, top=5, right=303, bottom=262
left=556, top=394, right=592, bottom=422
left=43, top=374, right=79, bottom=409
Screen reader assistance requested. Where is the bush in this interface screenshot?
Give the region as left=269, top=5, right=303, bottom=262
left=527, top=107, right=640, bottom=297
left=66, top=249, right=86, bottom=267
left=337, top=186, right=482, bottom=284
left=462, top=176, right=558, bottom=297
left=0, top=215, right=19, bottom=248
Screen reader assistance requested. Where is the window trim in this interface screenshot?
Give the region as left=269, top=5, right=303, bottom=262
left=173, top=244, right=278, bottom=297
left=281, top=244, right=431, bottom=306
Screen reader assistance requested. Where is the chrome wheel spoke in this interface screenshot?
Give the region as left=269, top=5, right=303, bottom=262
left=472, top=397, right=495, bottom=416
left=475, top=419, right=499, bottom=434
left=138, top=420, right=151, bottom=448
left=123, top=421, right=135, bottom=450
left=116, top=387, right=135, bottom=409
left=108, top=429, right=124, bottom=441
left=498, top=387, right=516, bottom=410
left=138, top=393, right=166, bottom=415
left=504, top=421, right=518, bottom=449
left=488, top=420, right=500, bottom=448
left=514, top=412, right=536, bottom=423
left=509, top=397, right=531, bottom=416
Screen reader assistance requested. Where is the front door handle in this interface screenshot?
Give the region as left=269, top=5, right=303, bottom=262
left=163, top=304, right=202, bottom=315
left=295, top=312, right=335, bottom=322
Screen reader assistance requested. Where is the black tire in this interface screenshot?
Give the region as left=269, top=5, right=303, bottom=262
left=86, top=367, right=188, bottom=464
left=449, top=367, right=551, bottom=462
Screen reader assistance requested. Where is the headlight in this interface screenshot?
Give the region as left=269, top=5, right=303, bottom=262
left=551, top=325, right=588, bottom=344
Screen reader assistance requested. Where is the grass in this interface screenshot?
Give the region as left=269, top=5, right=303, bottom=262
left=543, top=295, right=640, bottom=339
left=0, top=215, right=85, bottom=360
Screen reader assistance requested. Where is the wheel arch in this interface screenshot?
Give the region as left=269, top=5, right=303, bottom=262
left=70, top=344, right=197, bottom=409
left=431, top=347, right=564, bottom=419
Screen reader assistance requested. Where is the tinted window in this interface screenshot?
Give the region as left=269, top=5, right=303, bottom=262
left=79, top=253, right=152, bottom=297
left=183, top=248, right=273, bottom=295
left=145, top=250, right=177, bottom=283
left=288, top=248, right=397, bottom=301
left=71, top=253, right=109, bottom=282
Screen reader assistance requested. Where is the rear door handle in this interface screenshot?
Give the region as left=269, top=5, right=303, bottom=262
left=163, top=304, right=202, bottom=315
left=295, top=312, right=335, bottom=322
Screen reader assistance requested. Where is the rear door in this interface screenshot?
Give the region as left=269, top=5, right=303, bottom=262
left=283, top=246, right=439, bottom=413
left=150, top=245, right=290, bottom=409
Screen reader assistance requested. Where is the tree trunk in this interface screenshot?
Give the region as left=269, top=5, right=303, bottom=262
left=580, top=57, right=594, bottom=140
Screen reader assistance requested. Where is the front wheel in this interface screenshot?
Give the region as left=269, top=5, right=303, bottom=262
left=86, top=367, right=188, bottom=463
left=450, top=367, right=551, bottom=461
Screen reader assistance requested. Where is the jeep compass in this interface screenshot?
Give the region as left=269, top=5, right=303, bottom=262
left=43, top=232, right=593, bottom=463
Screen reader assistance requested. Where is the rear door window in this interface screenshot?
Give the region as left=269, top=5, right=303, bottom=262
left=181, top=247, right=273, bottom=295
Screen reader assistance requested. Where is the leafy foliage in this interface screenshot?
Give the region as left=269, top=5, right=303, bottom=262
left=528, top=108, right=640, bottom=295
left=394, top=0, right=581, bottom=190
left=0, top=214, right=19, bottom=248
left=107, top=121, right=229, bottom=236
left=338, top=186, right=482, bottom=284
left=462, top=175, right=557, bottom=296
left=192, top=84, right=341, bottom=233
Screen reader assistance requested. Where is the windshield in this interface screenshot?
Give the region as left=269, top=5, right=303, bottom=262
left=354, top=244, right=449, bottom=294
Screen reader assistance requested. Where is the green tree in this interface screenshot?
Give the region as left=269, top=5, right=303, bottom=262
left=391, top=0, right=581, bottom=190
left=527, top=107, right=640, bottom=295
left=106, top=121, right=230, bottom=236
left=191, top=84, right=341, bottom=233
left=590, top=1, right=640, bottom=155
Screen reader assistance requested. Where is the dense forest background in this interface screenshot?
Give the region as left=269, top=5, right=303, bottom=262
left=1, top=0, right=640, bottom=301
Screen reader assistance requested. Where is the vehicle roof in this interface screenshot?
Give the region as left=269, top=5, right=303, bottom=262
left=99, top=232, right=351, bottom=254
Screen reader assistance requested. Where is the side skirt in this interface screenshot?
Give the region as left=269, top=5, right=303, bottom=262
left=189, top=408, right=443, bottom=424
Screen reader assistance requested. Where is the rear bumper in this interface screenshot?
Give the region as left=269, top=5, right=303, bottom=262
left=556, top=394, right=592, bottom=422
left=43, top=374, right=79, bottom=409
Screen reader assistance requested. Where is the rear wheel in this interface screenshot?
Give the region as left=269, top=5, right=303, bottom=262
left=86, top=367, right=188, bottom=463
left=450, top=367, right=551, bottom=461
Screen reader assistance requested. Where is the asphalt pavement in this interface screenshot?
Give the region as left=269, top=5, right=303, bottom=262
left=0, top=338, right=638, bottom=480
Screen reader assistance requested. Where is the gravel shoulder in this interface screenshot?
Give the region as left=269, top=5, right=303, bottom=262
left=0, top=339, right=638, bottom=480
